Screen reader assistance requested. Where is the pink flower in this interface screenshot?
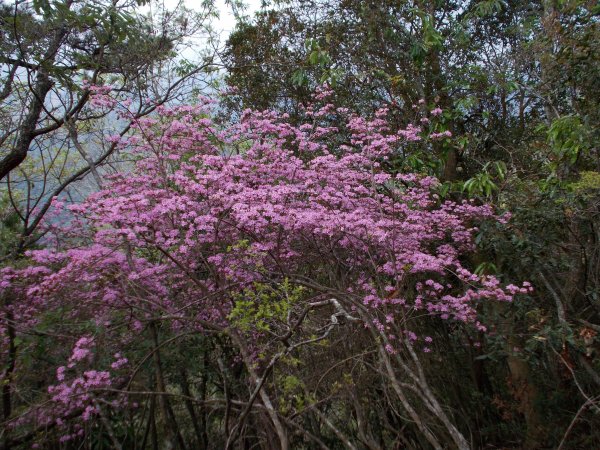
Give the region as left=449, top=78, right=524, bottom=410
left=2, top=94, right=528, bottom=437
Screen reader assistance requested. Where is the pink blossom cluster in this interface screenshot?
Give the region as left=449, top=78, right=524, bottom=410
left=0, top=95, right=531, bottom=437
left=430, top=130, right=452, bottom=139
left=82, top=80, right=117, bottom=109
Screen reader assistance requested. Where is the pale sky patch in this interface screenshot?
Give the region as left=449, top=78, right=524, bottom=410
left=163, top=0, right=263, bottom=39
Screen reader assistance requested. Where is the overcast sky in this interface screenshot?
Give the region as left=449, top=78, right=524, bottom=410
left=162, top=0, right=263, bottom=37
left=213, top=0, right=263, bottom=35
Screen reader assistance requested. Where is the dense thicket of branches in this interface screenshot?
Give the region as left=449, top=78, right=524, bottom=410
left=1, top=0, right=599, bottom=449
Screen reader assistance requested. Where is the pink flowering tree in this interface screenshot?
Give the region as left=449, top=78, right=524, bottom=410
left=0, top=89, right=530, bottom=449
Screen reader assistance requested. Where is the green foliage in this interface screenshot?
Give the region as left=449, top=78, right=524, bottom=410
left=471, top=0, right=506, bottom=18
left=568, top=171, right=600, bottom=194
left=462, top=161, right=506, bottom=199
left=0, top=192, right=21, bottom=256
left=229, top=279, right=305, bottom=332
left=545, top=115, right=591, bottom=165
